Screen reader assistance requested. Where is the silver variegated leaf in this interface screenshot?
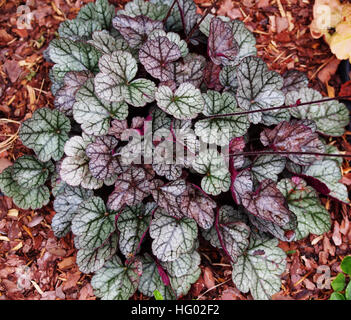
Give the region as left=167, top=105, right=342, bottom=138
left=155, top=82, right=204, bottom=119
left=91, top=255, right=141, bottom=300
left=0, top=167, right=50, bottom=210
left=73, top=78, right=128, bottom=136
left=88, top=30, right=130, bottom=54
left=285, top=87, right=349, bottom=136
left=12, top=155, right=53, bottom=189
left=219, top=65, right=238, bottom=90
left=19, top=108, right=71, bottom=162
left=236, top=57, right=285, bottom=124
left=77, top=0, right=115, bottom=29
left=77, top=233, right=118, bottom=274
left=176, top=0, right=199, bottom=36
left=194, top=90, right=249, bottom=146
left=251, top=155, right=286, bottom=182
left=172, top=53, right=206, bottom=88
left=248, top=212, right=297, bottom=242
left=231, top=168, right=254, bottom=205
left=278, top=177, right=331, bottom=240
left=199, top=14, right=230, bottom=37
left=60, top=136, right=103, bottom=190
left=72, top=196, right=117, bottom=250
left=49, top=38, right=101, bottom=82
left=52, top=185, right=94, bottom=238
left=117, top=203, right=152, bottom=258
left=202, top=205, right=250, bottom=263
left=112, top=14, right=163, bottom=48
left=192, top=149, right=231, bottom=196
left=169, top=267, right=201, bottom=298
left=58, top=18, right=103, bottom=41
left=230, top=19, right=257, bottom=64
left=301, top=157, right=349, bottom=203
left=150, top=208, right=198, bottom=262
left=161, top=249, right=201, bottom=278
left=117, top=0, right=169, bottom=21
left=95, top=51, right=156, bottom=106
left=231, top=234, right=287, bottom=300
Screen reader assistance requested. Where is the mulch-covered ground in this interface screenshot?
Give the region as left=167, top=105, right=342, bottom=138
left=0, top=0, right=350, bottom=300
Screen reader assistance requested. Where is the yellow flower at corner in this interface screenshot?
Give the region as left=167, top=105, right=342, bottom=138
left=310, top=1, right=351, bottom=62
left=329, top=22, right=351, bottom=61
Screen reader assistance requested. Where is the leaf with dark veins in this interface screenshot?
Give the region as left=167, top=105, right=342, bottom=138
left=241, top=179, right=292, bottom=227
left=139, top=36, right=181, bottom=81
left=150, top=208, right=198, bottom=262
left=72, top=196, right=118, bottom=250
left=91, top=255, right=141, bottom=300
left=112, top=14, right=164, bottom=49
left=278, top=177, right=331, bottom=240
left=52, top=185, right=94, bottom=238
left=77, top=232, right=118, bottom=274
left=117, top=203, right=152, bottom=258
left=260, top=120, right=325, bottom=165
left=204, top=61, right=223, bottom=91
left=281, top=70, right=309, bottom=94
left=236, top=57, right=285, bottom=124
left=54, top=70, right=93, bottom=116
left=231, top=168, right=254, bottom=205
left=208, top=17, right=239, bottom=66
left=86, top=136, right=127, bottom=180
left=231, top=234, right=287, bottom=300
left=107, top=166, right=152, bottom=211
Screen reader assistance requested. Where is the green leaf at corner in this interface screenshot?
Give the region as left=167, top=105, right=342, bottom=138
left=341, top=256, right=351, bottom=275
left=331, top=273, right=346, bottom=292
left=19, top=108, right=71, bottom=162
left=345, top=281, right=351, bottom=300
left=329, top=292, right=346, bottom=300
left=153, top=289, right=164, bottom=300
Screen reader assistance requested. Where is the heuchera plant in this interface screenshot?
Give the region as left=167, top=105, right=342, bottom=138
left=0, top=0, right=350, bottom=300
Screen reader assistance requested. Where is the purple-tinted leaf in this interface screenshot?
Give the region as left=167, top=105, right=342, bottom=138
left=208, top=17, right=239, bottom=66
left=54, top=71, right=93, bottom=116
left=248, top=210, right=297, bottom=242
left=281, top=70, right=308, bottom=95
left=86, top=136, right=127, bottom=180
left=157, top=263, right=171, bottom=286
left=229, top=136, right=246, bottom=170
left=231, top=169, right=253, bottom=205
left=112, top=14, right=164, bottom=48
left=260, top=120, right=325, bottom=165
left=176, top=0, right=199, bottom=36
left=150, top=179, right=216, bottom=229
left=204, top=61, right=223, bottom=91
left=150, top=179, right=187, bottom=218
left=108, top=120, right=128, bottom=139
left=180, top=184, right=216, bottom=229
left=202, top=205, right=250, bottom=262
left=241, top=179, right=292, bottom=227
left=107, top=166, right=152, bottom=211
left=139, top=36, right=181, bottom=81
left=173, top=53, right=206, bottom=88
